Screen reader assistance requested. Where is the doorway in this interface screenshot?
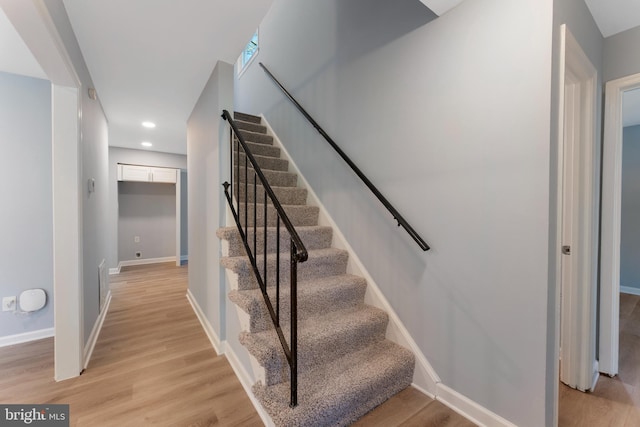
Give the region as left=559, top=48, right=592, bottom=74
left=600, top=72, right=640, bottom=376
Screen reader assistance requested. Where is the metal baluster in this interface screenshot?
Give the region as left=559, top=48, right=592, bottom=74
left=264, top=190, right=267, bottom=291
left=229, top=129, right=233, bottom=200
left=244, top=145, right=248, bottom=231
left=253, top=172, right=257, bottom=279
left=276, top=216, right=280, bottom=326
left=290, top=242, right=298, bottom=408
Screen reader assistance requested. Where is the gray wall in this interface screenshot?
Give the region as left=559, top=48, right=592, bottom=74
left=108, top=147, right=187, bottom=268
left=235, top=1, right=553, bottom=425
left=118, top=182, right=176, bottom=262
left=549, top=1, right=604, bottom=425
left=45, top=0, right=110, bottom=345
left=187, top=61, right=233, bottom=345
left=0, top=72, right=53, bottom=338
left=604, top=25, right=640, bottom=83
left=621, top=125, right=640, bottom=290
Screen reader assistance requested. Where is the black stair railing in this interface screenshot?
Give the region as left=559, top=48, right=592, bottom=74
left=259, top=62, right=430, bottom=251
left=221, top=109, right=307, bottom=407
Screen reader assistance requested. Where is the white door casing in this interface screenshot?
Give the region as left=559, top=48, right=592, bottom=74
left=555, top=24, right=598, bottom=393
left=600, top=72, right=640, bottom=376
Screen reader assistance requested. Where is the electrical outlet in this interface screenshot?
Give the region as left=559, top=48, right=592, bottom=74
left=2, top=296, right=16, bottom=312
left=134, top=236, right=140, bottom=243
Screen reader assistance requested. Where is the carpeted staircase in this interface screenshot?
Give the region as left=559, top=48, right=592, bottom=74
left=217, top=112, right=415, bottom=426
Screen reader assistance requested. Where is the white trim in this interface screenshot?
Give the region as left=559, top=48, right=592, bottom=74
left=0, top=328, right=54, bottom=348
left=176, top=170, right=182, bottom=267
left=600, top=72, right=640, bottom=376
left=186, top=289, right=223, bottom=355
left=109, top=267, right=121, bottom=275
left=83, top=291, right=111, bottom=369
left=224, top=343, right=275, bottom=427
left=435, top=384, right=518, bottom=427
left=117, top=256, right=176, bottom=268
left=261, top=115, right=440, bottom=395
left=621, top=286, right=640, bottom=296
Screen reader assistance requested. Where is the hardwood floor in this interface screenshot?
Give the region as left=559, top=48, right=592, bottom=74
left=0, top=262, right=474, bottom=426
left=559, top=293, right=640, bottom=426
left=0, top=263, right=262, bottom=426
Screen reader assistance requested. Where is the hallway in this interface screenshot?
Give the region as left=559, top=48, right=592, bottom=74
left=0, top=263, right=261, bottom=426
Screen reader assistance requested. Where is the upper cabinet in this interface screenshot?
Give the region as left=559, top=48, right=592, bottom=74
left=117, top=164, right=177, bottom=183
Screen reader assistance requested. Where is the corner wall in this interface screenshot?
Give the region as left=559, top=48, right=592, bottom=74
left=187, top=60, right=234, bottom=344
left=0, top=72, right=53, bottom=339
left=234, top=1, right=553, bottom=425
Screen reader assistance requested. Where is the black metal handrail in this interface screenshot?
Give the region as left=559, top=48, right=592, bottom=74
left=222, top=109, right=307, bottom=407
left=259, top=62, right=430, bottom=251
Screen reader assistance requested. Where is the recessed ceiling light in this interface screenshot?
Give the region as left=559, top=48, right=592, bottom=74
left=141, top=141, right=153, bottom=147
left=142, top=121, right=156, bottom=128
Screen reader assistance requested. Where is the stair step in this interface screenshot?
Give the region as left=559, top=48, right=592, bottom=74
left=240, top=305, right=389, bottom=386
left=217, top=225, right=332, bottom=257
left=234, top=185, right=307, bottom=206
left=243, top=141, right=281, bottom=158
left=254, top=340, right=415, bottom=427
left=233, top=169, right=298, bottom=187
left=238, top=130, right=273, bottom=145
left=229, top=274, right=367, bottom=333
left=234, top=111, right=262, bottom=124
left=233, top=203, right=319, bottom=228
left=235, top=119, right=268, bottom=134
left=234, top=152, right=289, bottom=172
left=221, top=247, right=348, bottom=290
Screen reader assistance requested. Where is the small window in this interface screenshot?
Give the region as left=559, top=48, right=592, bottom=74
left=238, top=30, right=259, bottom=76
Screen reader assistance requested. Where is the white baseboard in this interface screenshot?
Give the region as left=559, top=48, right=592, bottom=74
left=118, top=256, right=176, bottom=268
left=0, top=327, right=54, bottom=348
left=436, top=384, right=517, bottom=427
left=109, top=267, right=120, bottom=275
left=621, top=285, right=640, bottom=296
left=186, top=289, right=223, bottom=355
left=83, top=291, right=112, bottom=369
left=225, top=343, right=275, bottom=427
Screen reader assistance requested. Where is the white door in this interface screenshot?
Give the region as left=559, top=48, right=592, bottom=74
left=556, top=25, right=598, bottom=393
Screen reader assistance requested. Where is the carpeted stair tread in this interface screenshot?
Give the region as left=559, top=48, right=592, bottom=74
left=239, top=129, right=273, bottom=145
left=235, top=119, right=267, bottom=134
left=253, top=340, right=415, bottom=427
left=235, top=203, right=319, bottom=227
left=242, top=141, right=281, bottom=158
left=234, top=111, right=261, bottom=124
left=235, top=184, right=307, bottom=205
left=217, top=226, right=332, bottom=257
left=239, top=305, right=389, bottom=385
left=233, top=169, right=298, bottom=187
left=221, top=248, right=348, bottom=290
left=228, top=274, right=367, bottom=332
left=234, top=152, right=289, bottom=172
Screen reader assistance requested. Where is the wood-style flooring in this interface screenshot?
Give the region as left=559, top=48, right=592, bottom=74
left=559, top=293, right=640, bottom=426
left=0, top=262, right=474, bottom=426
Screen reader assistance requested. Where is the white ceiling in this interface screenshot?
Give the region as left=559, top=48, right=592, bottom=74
left=0, top=8, right=46, bottom=80
left=62, top=0, right=274, bottom=155
left=585, top=0, right=640, bottom=37
left=419, top=0, right=465, bottom=16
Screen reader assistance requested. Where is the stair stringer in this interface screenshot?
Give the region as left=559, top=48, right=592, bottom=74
left=259, top=115, right=440, bottom=398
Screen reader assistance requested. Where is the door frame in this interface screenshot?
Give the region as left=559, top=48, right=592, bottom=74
left=554, top=24, right=598, bottom=394
left=599, top=72, right=640, bottom=376
left=1, top=0, right=84, bottom=381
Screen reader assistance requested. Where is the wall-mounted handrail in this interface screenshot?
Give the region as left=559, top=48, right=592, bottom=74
left=222, top=109, right=306, bottom=407
left=259, top=63, right=430, bottom=251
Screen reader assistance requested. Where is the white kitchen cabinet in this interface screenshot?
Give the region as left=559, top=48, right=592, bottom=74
left=117, top=164, right=177, bottom=183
